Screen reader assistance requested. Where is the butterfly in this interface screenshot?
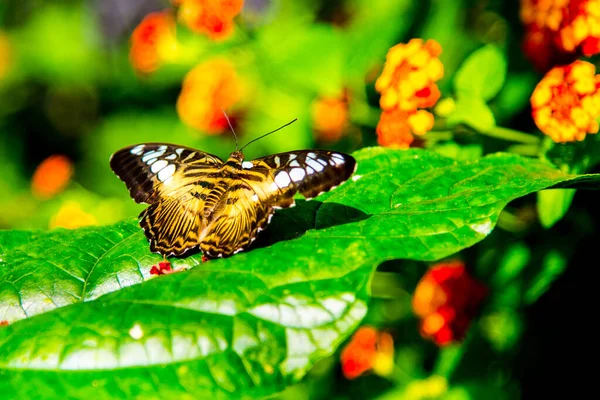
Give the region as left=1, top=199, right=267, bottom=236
left=110, top=140, right=356, bottom=258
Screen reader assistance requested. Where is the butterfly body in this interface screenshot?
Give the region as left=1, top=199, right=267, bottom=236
left=110, top=143, right=356, bottom=258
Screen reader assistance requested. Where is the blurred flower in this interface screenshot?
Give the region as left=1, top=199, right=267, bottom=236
left=520, top=0, right=600, bottom=71
left=340, top=326, right=394, bottom=380
left=176, top=0, right=244, bottom=40
left=405, top=376, right=448, bottom=399
left=412, top=261, right=487, bottom=347
left=375, top=39, right=443, bottom=148
left=150, top=261, right=173, bottom=275
left=0, top=32, right=12, bottom=80
left=531, top=60, right=600, bottom=142
left=311, top=91, right=349, bottom=143
left=50, top=201, right=98, bottom=229
left=177, top=58, right=244, bottom=134
left=130, top=10, right=179, bottom=74
left=0, top=320, right=8, bottom=327
left=31, top=155, right=74, bottom=199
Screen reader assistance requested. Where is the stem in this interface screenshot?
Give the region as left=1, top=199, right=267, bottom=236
left=482, top=126, right=541, bottom=144
left=507, top=143, right=540, bottom=156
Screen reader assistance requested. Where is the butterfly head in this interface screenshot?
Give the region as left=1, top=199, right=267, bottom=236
left=225, top=150, right=245, bottom=168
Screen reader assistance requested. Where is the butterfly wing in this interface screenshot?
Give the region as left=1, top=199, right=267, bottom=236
left=240, top=150, right=357, bottom=209
left=110, top=143, right=224, bottom=256
left=109, top=143, right=223, bottom=204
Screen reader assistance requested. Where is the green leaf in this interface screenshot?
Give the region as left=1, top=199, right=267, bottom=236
left=453, top=45, right=507, bottom=101
left=447, top=97, right=496, bottom=133
left=1, top=148, right=599, bottom=399
left=537, top=189, right=576, bottom=228
left=524, top=250, right=568, bottom=304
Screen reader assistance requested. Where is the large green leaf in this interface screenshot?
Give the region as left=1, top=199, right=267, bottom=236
left=1, top=148, right=599, bottom=399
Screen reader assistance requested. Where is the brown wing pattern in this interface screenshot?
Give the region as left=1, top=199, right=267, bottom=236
left=109, top=143, right=223, bottom=204
left=110, top=143, right=223, bottom=256
left=239, top=150, right=357, bottom=209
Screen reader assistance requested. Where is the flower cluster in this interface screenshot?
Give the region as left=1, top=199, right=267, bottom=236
left=176, top=0, right=244, bottom=40
left=521, top=0, right=600, bottom=71
left=412, top=261, right=487, bottom=346
left=375, top=39, right=443, bottom=148
left=531, top=60, right=600, bottom=142
left=340, top=326, right=394, bottom=380
left=31, top=155, right=73, bottom=199
left=311, top=91, right=349, bottom=143
left=129, top=10, right=178, bottom=74
left=177, top=58, right=244, bottom=134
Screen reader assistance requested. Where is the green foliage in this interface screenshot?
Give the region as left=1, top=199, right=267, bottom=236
left=1, top=148, right=599, bottom=398
left=453, top=45, right=507, bottom=101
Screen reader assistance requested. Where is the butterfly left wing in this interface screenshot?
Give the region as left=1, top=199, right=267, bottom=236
left=110, top=143, right=224, bottom=256
left=109, top=143, right=223, bottom=204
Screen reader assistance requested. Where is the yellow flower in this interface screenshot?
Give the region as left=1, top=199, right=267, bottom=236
left=176, top=58, right=244, bottom=134
left=50, top=201, right=97, bottom=229
left=311, top=91, right=349, bottom=143
left=375, top=39, right=443, bottom=148
left=531, top=60, right=600, bottom=142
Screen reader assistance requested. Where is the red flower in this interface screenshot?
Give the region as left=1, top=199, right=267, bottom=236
left=412, top=261, right=487, bottom=346
left=31, top=155, right=73, bottom=199
left=340, top=326, right=394, bottom=379
left=177, top=0, right=244, bottom=40
left=150, top=261, right=173, bottom=276
left=130, top=10, right=178, bottom=74
left=520, top=0, right=600, bottom=71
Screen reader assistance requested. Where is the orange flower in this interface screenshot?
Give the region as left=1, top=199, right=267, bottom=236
left=0, top=32, right=11, bottom=79
left=31, top=155, right=73, bottom=199
left=374, top=39, right=443, bottom=148
left=412, top=261, right=487, bottom=347
left=177, top=58, right=243, bottom=134
left=340, top=326, right=394, bottom=380
left=49, top=201, right=97, bottom=229
left=177, top=0, right=244, bottom=40
left=531, top=60, right=600, bottom=142
left=130, top=10, right=178, bottom=74
left=311, top=91, right=349, bottom=143
left=520, top=0, right=600, bottom=71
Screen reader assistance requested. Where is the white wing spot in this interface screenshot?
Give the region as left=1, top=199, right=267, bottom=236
left=274, top=171, right=292, bottom=187
left=165, top=154, right=177, bottom=160
left=289, top=168, right=306, bottom=182
left=306, top=159, right=324, bottom=172
left=142, top=149, right=166, bottom=162
left=331, top=156, right=344, bottom=166
left=130, top=145, right=145, bottom=155
left=307, top=152, right=317, bottom=159
left=288, top=154, right=297, bottom=161
left=151, top=160, right=168, bottom=173
left=274, top=156, right=280, bottom=167
left=289, top=160, right=300, bottom=167
left=158, top=164, right=176, bottom=182
left=175, top=148, right=184, bottom=156
left=251, top=194, right=259, bottom=202
left=242, top=161, right=253, bottom=169
left=158, top=145, right=167, bottom=151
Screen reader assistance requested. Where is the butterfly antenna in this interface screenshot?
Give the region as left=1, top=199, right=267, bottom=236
left=240, top=118, right=298, bottom=152
left=222, top=108, right=239, bottom=151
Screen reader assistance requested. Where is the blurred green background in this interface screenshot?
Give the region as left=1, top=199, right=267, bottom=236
left=0, top=0, right=596, bottom=398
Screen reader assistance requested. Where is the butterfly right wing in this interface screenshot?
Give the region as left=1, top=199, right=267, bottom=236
left=110, top=143, right=224, bottom=256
